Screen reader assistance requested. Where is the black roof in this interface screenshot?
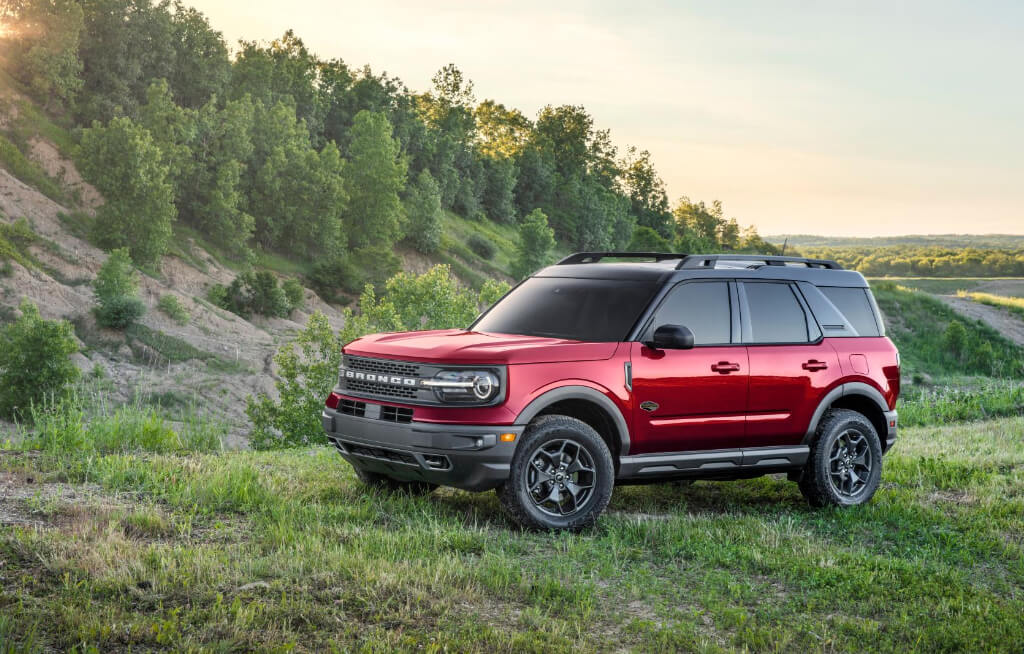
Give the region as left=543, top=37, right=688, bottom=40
left=535, top=252, right=869, bottom=287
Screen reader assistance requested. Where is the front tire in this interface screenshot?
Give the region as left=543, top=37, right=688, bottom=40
left=498, top=415, right=614, bottom=531
left=799, top=408, right=883, bottom=507
left=353, top=466, right=438, bottom=495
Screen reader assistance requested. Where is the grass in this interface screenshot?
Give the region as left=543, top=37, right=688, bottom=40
left=872, top=282, right=1024, bottom=378
left=156, top=294, right=190, bottom=325
left=958, top=290, right=1024, bottom=320
left=899, top=377, right=1024, bottom=426
left=0, top=133, right=65, bottom=204
left=1, top=403, right=1022, bottom=651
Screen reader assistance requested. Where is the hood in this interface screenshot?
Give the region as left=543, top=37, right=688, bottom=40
left=343, top=329, right=619, bottom=365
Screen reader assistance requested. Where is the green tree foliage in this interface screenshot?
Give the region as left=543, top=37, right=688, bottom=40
left=672, top=197, right=775, bottom=255
left=511, top=209, right=556, bottom=280
left=403, top=169, right=443, bottom=254
left=340, top=264, right=509, bottom=344
left=78, top=116, right=175, bottom=265
left=628, top=226, right=672, bottom=252
left=0, top=299, right=79, bottom=420
left=166, top=4, right=230, bottom=109
left=467, top=234, right=496, bottom=260
left=246, top=101, right=347, bottom=255
left=246, top=311, right=341, bottom=449
left=3, top=0, right=84, bottom=110
left=93, top=247, right=144, bottom=329
left=281, top=278, right=305, bottom=312
left=622, top=147, right=671, bottom=238
left=344, top=110, right=407, bottom=250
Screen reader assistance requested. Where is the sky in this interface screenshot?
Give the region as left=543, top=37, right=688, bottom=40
left=189, top=0, right=1024, bottom=236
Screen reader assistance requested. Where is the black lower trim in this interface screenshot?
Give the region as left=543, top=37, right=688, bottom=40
left=323, top=408, right=522, bottom=491
left=617, top=445, right=809, bottom=480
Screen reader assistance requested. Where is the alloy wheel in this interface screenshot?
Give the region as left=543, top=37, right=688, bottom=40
left=525, top=438, right=597, bottom=516
left=828, top=428, right=873, bottom=498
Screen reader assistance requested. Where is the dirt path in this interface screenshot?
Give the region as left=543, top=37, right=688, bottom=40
left=938, top=295, right=1024, bottom=347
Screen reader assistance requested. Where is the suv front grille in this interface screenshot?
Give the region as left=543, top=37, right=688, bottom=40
left=337, top=399, right=413, bottom=423
left=344, top=355, right=420, bottom=377
left=345, top=378, right=419, bottom=399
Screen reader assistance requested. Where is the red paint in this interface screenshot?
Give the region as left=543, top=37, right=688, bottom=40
left=337, top=329, right=901, bottom=454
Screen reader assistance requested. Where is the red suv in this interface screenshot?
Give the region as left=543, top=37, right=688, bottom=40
left=322, top=253, right=900, bottom=530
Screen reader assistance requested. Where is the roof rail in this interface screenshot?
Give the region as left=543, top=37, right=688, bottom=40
left=676, top=254, right=842, bottom=270
left=556, top=252, right=687, bottom=265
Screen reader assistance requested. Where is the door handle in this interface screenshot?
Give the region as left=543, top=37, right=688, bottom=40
left=802, top=360, right=829, bottom=371
left=711, top=361, right=741, bottom=373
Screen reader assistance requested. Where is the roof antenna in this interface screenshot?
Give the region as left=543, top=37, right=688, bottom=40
left=780, top=237, right=788, bottom=257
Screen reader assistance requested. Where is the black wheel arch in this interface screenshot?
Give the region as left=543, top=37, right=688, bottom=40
left=514, top=386, right=630, bottom=464
left=804, top=382, right=889, bottom=446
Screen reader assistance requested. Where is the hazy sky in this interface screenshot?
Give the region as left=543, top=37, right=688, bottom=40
left=190, top=0, right=1024, bottom=236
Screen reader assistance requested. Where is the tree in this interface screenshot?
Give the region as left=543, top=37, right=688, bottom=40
left=93, top=247, right=144, bottom=328
left=3, top=0, right=84, bottom=111
left=474, top=100, right=530, bottom=158
left=481, top=155, right=518, bottom=223
left=622, top=147, right=671, bottom=238
left=628, top=226, right=672, bottom=252
left=344, top=110, right=407, bottom=250
left=167, top=3, right=230, bottom=108
left=0, top=299, right=79, bottom=420
left=404, top=170, right=443, bottom=254
left=78, top=117, right=175, bottom=265
left=511, top=209, right=556, bottom=280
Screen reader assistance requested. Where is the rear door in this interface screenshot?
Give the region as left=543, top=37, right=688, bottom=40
left=629, top=280, right=749, bottom=454
left=740, top=281, right=841, bottom=446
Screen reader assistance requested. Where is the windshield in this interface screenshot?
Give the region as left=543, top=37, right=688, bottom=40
left=472, top=277, right=659, bottom=342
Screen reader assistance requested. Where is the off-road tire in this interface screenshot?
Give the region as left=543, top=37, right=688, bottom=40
left=353, top=465, right=438, bottom=495
left=799, top=408, right=883, bottom=507
left=498, top=414, right=614, bottom=531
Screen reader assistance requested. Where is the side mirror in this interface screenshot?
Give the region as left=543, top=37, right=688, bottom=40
left=646, top=324, right=695, bottom=350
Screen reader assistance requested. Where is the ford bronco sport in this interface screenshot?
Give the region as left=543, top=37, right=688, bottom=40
left=322, top=252, right=900, bottom=531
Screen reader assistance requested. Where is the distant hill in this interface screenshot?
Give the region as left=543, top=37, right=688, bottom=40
left=767, top=234, right=1024, bottom=250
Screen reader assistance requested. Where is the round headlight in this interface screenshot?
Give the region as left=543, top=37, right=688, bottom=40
left=424, top=369, right=501, bottom=403
left=472, top=373, right=497, bottom=400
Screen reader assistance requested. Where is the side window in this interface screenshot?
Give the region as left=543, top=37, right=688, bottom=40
left=820, top=287, right=881, bottom=337
left=649, top=282, right=732, bottom=345
left=743, top=282, right=810, bottom=343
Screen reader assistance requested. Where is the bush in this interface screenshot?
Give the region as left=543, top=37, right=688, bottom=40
left=0, top=299, right=80, bottom=420
left=93, top=248, right=145, bottom=329
left=246, top=311, right=342, bottom=449
left=511, top=209, right=556, bottom=280
left=281, top=278, right=305, bottom=312
left=467, top=233, right=497, bottom=260
left=308, top=256, right=361, bottom=303
left=404, top=169, right=443, bottom=254
left=157, top=294, right=190, bottom=325
left=211, top=271, right=290, bottom=319
left=943, top=320, right=968, bottom=360
left=95, top=295, right=145, bottom=329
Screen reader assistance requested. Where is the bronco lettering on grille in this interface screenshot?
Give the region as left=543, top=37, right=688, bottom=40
left=340, top=366, right=420, bottom=387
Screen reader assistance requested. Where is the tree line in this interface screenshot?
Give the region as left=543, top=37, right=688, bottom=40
left=2, top=0, right=777, bottom=289
left=797, top=246, right=1024, bottom=277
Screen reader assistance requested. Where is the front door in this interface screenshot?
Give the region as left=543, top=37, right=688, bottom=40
left=629, top=281, right=749, bottom=454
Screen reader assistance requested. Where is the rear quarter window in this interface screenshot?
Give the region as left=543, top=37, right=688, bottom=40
left=820, top=286, right=882, bottom=337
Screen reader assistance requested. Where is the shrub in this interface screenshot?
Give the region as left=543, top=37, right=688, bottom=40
left=511, top=209, right=555, bottom=280
left=93, top=248, right=145, bottom=329
left=157, top=294, right=190, bottom=325
left=246, top=311, right=342, bottom=449
left=943, top=320, right=968, bottom=360
left=212, top=271, right=290, bottom=319
left=404, top=169, right=443, bottom=254
left=0, top=299, right=80, bottom=420
left=281, top=278, right=305, bottom=312
left=308, top=256, right=360, bottom=303
left=467, top=233, right=497, bottom=260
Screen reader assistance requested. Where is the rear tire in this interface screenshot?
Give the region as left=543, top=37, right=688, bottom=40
left=799, top=408, right=882, bottom=507
left=353, top=465, right=437, bottom=495
left=498, top=415, right=614, bottom=531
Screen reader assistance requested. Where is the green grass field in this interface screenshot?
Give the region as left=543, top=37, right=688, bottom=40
left=1, top=407, right=1022, bottom=652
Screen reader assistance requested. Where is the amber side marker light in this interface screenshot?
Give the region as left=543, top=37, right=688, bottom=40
left=500, top=433, right=516, bottom=443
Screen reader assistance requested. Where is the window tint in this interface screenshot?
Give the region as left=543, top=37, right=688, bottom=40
left=820, top=287, right=881, bottom=337
left=744, top=282, right=809, bottom=343
left=649, top=282, right=731, bottom=345
left=473, top=277, right=659, bottom=342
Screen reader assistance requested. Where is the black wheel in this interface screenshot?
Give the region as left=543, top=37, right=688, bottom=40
left=498, top=415, right=614, bottom=531
left=799, top=408, right=883, bottom=507
left=352, top=465, right=437, bottom=495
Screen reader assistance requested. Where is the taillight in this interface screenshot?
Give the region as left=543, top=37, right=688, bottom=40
left=325, top=392, right=341, bottom=409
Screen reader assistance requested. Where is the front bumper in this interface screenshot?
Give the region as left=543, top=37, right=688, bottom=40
left=883, top=409, right=898, bottom=452
left=322, top=407, right=523, bottom=491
